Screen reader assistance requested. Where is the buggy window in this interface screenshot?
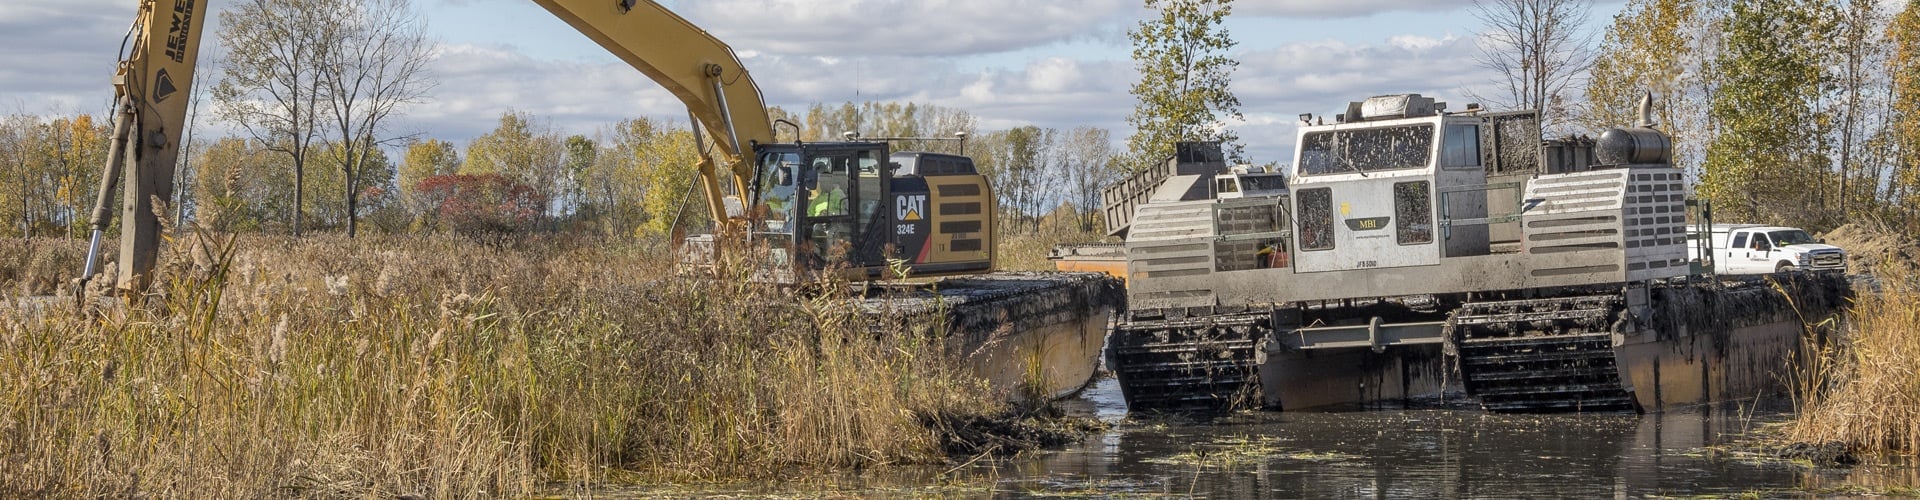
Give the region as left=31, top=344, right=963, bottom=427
left=1298, top=188, right=1335, bottom=251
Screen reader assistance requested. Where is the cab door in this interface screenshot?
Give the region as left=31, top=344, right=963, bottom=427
left=796, top=145, right=893, bottom=271
left=1727, top=232, right=1750, bottom=273
left=798, top=151, right=858, bottom=267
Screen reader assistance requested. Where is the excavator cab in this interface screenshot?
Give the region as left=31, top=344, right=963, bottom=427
left=753, top=142, right=896, bottom=275
left=751, top=142, right=996, bottom=280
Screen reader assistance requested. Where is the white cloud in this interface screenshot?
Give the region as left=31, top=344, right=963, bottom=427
left=1229, top=34, right=1498, bottom=163
left=390, top=43, right=684, bottom=143
left=0, top=1, right=137, bottom=114
left=1025, top=58, right=1085, bottom=93
left=1237, top=0, right=1478, bottom=19
left=671, top=0, right=1136, bottom=57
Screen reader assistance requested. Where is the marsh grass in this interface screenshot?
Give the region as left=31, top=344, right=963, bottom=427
left=0, top=237, right=86, bottom=296
left=1787, top=265, right=1920, bottom=458
left=1, top=231, right=1003, bottom=497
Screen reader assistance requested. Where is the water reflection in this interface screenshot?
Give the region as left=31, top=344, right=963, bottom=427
left=592, top=378, right=1915, bottom=498
left=998, top=378, right=1913, bottom=498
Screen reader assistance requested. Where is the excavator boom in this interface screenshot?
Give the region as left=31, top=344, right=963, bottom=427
left=533, top=0, right=773, bottom=222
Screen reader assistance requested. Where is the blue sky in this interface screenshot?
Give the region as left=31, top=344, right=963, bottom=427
left=4, top=0, right=1628, bottom=165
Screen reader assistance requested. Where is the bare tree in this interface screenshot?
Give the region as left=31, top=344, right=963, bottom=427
left=1469, top=0, right=1595, bottom=131
left=213, top=0, right=332, bottom=236
left=317, top=0, right=435, bottom=237
left=1061, top=126, right=1117, bottom=233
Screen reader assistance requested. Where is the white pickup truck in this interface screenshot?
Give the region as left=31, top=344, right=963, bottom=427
left=1688, top=224, right=1847, bottom=275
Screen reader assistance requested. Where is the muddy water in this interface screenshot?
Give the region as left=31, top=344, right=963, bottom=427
left=597, top=378, right=1917, bottom=498
left=1000, top=379, right=1916, bottom=498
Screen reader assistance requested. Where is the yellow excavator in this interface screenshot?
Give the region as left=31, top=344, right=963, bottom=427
left=83, top=0, right=1001, bottom=292
left=81, top=0, right=1119, bottom=401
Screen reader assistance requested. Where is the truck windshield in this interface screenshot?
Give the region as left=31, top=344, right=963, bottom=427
left=1767, top=230, right=1816, bottom=246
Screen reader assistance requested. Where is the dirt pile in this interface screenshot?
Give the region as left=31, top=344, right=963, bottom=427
left=1820, top=222, right=1920, bottom=274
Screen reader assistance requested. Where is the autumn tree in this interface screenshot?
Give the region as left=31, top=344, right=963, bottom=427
left=562, top=134, right=595, bottom=221
left=464, top=111, right=564, bottom=220
left=977, top=126, right=1057, bottom=234
left=1124, top=0, right=1242, bottom=171
left=1471, top=0, right=1595, bottom=131
left=1700, top=0, right=1839, bottom=227
left=415, top=174, right=545, bottom=235
left=0, top=115, right=42, bottom=237
left=192, top=137, right=297, bottom=231
left=581, top=118, right=655, bottom=234
left=636, top=128, right=702, bottom=237
left=577, top=117, right=704, bottom=236
left=1581, top=0, right=1698, bottom=131
left=1889, top=1, right=1920, bottom=222
left=45, top=115, right=110, bottom=238
left=214, top=0, right=333, bottom=236
left=398, top=138, right=460, bottom=216
left=1827, top=0, right=1891, bottom=218
left=0, top=114, right=111, bottom=238
left=306, top=142, right=395, bottom=229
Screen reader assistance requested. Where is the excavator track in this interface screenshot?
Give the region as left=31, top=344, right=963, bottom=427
left=1108, top=309, right=1266, bottom=411
left=1448, top=295, right=1637, bottom=413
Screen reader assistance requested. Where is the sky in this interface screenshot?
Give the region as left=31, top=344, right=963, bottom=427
left=1, top=0, right=1628, bottom=165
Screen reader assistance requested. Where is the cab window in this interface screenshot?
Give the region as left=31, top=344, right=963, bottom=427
left=1442, top=124, right=1480, bottom=169
left=1394, top=181, right=1433, bottom=245
left=756, top=151, right=801, bottom=232
left=1241, top=175, right=1287, bottom=192
left=1298, top=188, right=1334, bottom=251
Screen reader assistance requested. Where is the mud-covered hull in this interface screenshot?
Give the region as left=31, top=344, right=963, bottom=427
left=1615, top=272, right=1848, bottom=411
left=1108, top=271, right=1850, bottom=413
left=864, top=272, right=1125, bottom=403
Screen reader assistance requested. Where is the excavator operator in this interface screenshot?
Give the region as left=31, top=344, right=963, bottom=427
left=806, top=171, right=846, bottom=217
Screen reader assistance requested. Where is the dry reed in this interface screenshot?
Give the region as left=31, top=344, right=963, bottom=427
left=1787, top=265, right=1920, bottom=457
left=0, top=231, right=1002, bottom=497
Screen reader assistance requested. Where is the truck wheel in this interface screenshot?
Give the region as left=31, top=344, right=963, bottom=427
left=1776, top=261, right=1794, bottom=273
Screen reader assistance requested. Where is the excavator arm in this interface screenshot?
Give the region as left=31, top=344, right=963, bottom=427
left=533, top=0, right=775, bottom=223
left=81, top=0, right=208, bottom=294
left=86, top=0, right=775, bottom=293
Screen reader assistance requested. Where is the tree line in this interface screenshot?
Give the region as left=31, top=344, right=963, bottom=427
left=1485, top=0, right=1920, bottom=231
left=0, top=101, right=1126, bottom=239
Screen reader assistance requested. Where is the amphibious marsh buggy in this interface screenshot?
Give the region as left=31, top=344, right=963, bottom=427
left=1081, top=94, right=1848, bottom=413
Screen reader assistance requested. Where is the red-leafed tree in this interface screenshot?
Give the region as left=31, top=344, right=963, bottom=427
left=414, top=173, right=545, bottom=235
